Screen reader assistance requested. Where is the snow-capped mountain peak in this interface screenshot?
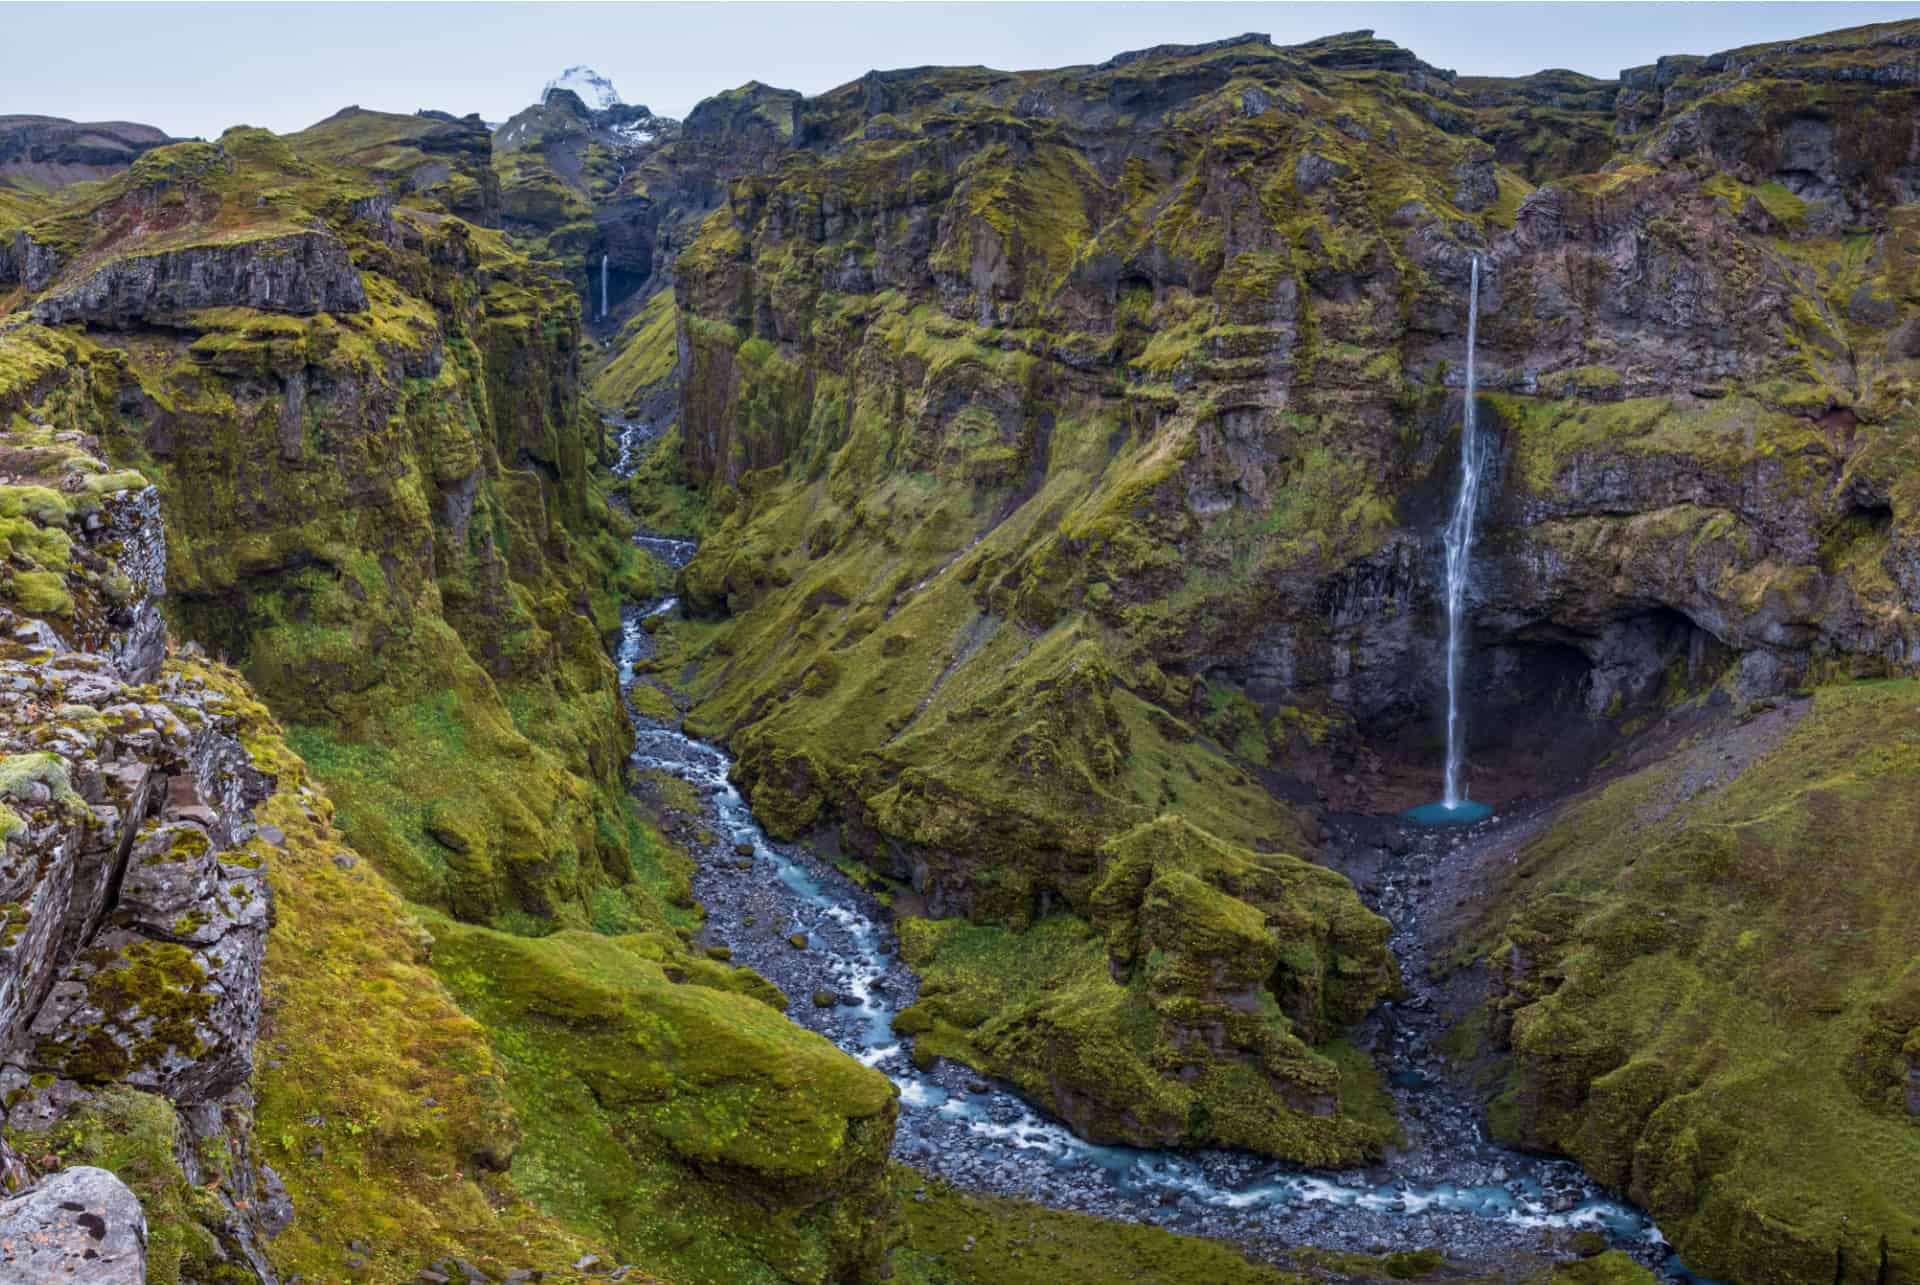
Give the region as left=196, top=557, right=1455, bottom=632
left=543, top=66, right=622, bottom=112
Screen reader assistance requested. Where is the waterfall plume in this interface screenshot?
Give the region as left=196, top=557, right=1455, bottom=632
left=1441, top=255, right=1482, bottom=811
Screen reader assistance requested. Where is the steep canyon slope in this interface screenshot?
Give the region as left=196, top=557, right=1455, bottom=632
left=0, top=115, right=897, bottom=1283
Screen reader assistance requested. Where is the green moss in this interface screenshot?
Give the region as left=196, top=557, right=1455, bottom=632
left=1492, top=393, right=1824, bottom=495
left=891, top=1173, right=1307, bottom=1284
left=894, top=816, right=1397, bottom=1167
left=591, top=289, right=680, bottom=411
left=7, top=568, right=72, bottom=615
left=425, top=911, right=900, bottom=1284
left=122, top=657, right=623, bottom=1280
left=80, top=469, right=146, bottom=495
left=1538, top=1253, right=1660, bottom=1285
left=1701, top=173, right=1809, bottom=229
left=15, top=1088, right=233, bottom=1285
left=1471, top=681, right=1920, bottom=1283
left=39, top=939, right=215, bottom=1082
left=0, top=751, right=81, bottom=817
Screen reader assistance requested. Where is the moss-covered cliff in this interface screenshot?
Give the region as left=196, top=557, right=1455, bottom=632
left=8, top=15, right=1920, bottom=1283
left=1469, top=681, right=1920, bottom=1284
left=0, top=114, right=903, bottom=1284
left=594, top=17, right=1920, bottom=1280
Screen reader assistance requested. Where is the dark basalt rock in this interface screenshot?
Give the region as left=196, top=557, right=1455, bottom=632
left=0, top=114, right=172, bottom=186
left=30, top=230, right=368, bottom=327
left=0, top=229, right=62, bottom=290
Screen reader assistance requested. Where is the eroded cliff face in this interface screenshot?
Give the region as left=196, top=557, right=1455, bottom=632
left=0, top=124, right=653, bottom=929
left=0, top=117, right=901, bottom=1284
left=0, top=432, right=281, bottom=1279
left=594, top=19, right=1920, bottom=1282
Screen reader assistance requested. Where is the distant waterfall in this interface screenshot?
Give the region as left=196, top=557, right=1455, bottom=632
left=1441, top=256, right=1482, bottom=810
left=600, top=254, right=609, bottom=319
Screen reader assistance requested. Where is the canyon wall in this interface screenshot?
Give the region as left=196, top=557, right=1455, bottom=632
left=604, top=21, right=1920, bottom=1283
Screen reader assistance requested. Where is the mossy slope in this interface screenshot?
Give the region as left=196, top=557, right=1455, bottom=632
left=896, top=817, right=1397, bottom=1163
left=427, top=913, right=900, bottom=1285
left=1470, top=681, right=1920, bottom=1283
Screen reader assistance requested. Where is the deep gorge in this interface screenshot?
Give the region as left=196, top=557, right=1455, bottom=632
left=0, top=14, right=1917, bottom=1285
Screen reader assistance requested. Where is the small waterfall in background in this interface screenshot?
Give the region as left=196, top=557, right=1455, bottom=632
left=600, top=253, right=609, bottom=319
left=1408, top=255, right=1491, bottom=827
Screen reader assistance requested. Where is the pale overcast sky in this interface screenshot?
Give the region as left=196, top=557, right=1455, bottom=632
left=4, top=2, right=1913, bottom=140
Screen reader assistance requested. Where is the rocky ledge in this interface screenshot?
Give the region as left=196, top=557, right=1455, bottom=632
left=0, top=115, right=172, bottom=189
left=0, top=475, right=291, bottom=1281
left=29, top=230, right=368, bottom=327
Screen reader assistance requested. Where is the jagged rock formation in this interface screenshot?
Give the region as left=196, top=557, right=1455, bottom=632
left=897, top=816, right=1398, bottom=1162
left=29, top=229, right=369, bottom=325
left=493, top=71, right=679, bottom=319
left=0, top=423, right=284, bottom=1276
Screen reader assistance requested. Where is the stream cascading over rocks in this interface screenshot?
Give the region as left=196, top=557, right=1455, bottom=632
left=604, top=414, right=1715, bottom=1281
left=600, top=252, right=609, bottom=319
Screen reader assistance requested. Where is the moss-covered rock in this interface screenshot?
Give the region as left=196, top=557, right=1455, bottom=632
left=3, top=125, right=661, bottom=934
left=894, top=816, right=1396, bottom=1165
left=426, top=912, right=900, bottom=1284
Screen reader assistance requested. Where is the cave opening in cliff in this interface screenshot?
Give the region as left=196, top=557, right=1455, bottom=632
left=1460, top=606, right=1733, bottom=802
left=1364, top=605, right=1733, bottom=810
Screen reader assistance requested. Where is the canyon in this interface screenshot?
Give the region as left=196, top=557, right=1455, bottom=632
left=0, top=15, right=1917, bottom=1285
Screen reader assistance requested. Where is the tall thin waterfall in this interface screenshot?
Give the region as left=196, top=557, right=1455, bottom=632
left=1441, top=256, right=1482, bottom=809
left=600, top=254, right=609, bottom=319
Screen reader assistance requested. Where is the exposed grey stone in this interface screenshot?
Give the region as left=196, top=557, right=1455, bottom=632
left=0, top=1165, right=146, bottom=1284
left=1293, top=151, right=1349, bottom=193
left=30, top=230, right=367, bottom=328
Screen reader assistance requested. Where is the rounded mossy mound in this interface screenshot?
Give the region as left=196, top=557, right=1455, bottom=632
left=895, top=816, right=1398, bottom=1165
left=426, top=914, right=901, bottom=1284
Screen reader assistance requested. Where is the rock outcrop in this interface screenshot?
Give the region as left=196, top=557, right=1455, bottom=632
left=287, top=106, right=499, bottom=224
left=0, top=434, right=285, bottom=1277
left=0, top=115, right=172, bottom=189
left=30, top=230, right=369, bottom=326
left=896, top=816, right=1398, bottom=1162
left=0, top=1165, right=147, bottom=1284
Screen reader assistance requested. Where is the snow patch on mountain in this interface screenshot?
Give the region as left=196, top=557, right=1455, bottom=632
left=543, top=66, right=622, bottom=112
left=611, top=119, right=662, bottom=145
